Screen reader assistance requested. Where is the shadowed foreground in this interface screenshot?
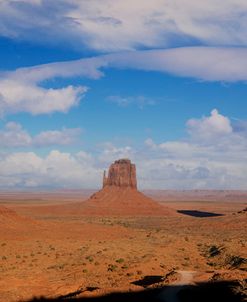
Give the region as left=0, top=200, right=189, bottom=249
left=22, top=280, right=246, bottom=302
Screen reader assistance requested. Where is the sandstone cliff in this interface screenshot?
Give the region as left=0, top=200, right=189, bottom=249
left=103, top=159, right=137, bottom=189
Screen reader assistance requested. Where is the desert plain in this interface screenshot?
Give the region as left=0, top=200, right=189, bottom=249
left=0, top=188, right=246, bottom=302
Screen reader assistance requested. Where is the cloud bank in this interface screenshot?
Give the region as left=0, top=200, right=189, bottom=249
left=1, top=47, right=247, bottom=115
left=1, top=0, right=247, bottom=51
left=0, top=122, right=82, bottom=147
left=1, top=110, right=247, bottom=189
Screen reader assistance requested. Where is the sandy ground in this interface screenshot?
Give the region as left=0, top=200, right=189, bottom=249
left=0, top=190, right=246, bottom=301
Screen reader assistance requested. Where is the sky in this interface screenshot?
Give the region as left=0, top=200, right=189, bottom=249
left=0, top=0, right=247, bottom=190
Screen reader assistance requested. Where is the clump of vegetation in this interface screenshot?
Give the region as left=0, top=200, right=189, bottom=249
left=47, top=263, right=66, bottom=270
left=49, top=245, right=55, bottom=251
left=108, top=264, right=117, bottom=272
left=2, top=256, right=7, bottom=260
left=208, top=245, right=222, bottom=257
left=116, top=258, right=124, bottom=264
left=225, top=255, right=247, bottom=268
left=126, top=272, right=133, bottom=277
left=85, top=255, right=94, bottom=262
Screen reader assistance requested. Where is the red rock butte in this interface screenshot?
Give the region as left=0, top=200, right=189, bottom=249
left=103, top=159, right=137, bottom=189
left=81, top=158, right=172, bottom=216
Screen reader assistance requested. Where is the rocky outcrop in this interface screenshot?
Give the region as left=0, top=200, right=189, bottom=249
left=80, top=158, right=172, bottom=216
left=103, top=159, right=137, bottom=189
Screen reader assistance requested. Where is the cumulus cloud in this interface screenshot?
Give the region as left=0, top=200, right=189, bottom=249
left=97, top=142, right=134, bottom=164
left=1, top=109, right=246, bottom=189
left=141, top=109, right=247, bottom=189
left=0, top=122, right=82, bottom=147
left=0, top=121, right=32, bottom=147
left=0, top=150, right=101, bottom=188
left=186, top=109, right=232, bottom=141
left=0, top=78, right=87, bottom=115
left=1, top=0, right=247, bottom=51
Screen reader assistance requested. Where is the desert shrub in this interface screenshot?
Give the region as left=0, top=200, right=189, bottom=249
left=108, top=264, right=117, bottom=272
left=85, top=255, right=94, bottom=262
left=2, top=256, right=7, bottom=260
left=225, top=255, right=247, bottom=268
left=49, top=245, right=55, bottom=251
left=116, top=258, right=124, bottom=264
left=208, top=245, right=222, bottom=257
left=47, top=263, right=65, bottom=270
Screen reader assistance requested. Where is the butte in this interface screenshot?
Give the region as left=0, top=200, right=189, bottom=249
left=80, top=159, right=172, bottom=216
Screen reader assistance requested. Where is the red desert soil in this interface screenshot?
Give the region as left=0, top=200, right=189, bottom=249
left=79, top=186, right=173, bottom=216
left=0, top=191, right=246, bottom=302
left=0, top=205, right=34, bottom=228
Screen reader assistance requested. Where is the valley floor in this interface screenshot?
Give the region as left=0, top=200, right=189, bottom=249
left=0, top=191, right=246, bottom=301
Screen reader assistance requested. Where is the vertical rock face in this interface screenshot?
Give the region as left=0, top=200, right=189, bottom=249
left=103, top=159, right=137, bottom=189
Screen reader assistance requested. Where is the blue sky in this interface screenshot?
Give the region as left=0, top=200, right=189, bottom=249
left=0, top=0, right=247, bottom=190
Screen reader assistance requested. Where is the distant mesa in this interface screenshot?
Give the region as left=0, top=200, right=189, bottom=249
left=80, top=159, right=172, bottom=216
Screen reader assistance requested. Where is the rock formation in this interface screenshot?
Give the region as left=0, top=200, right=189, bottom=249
left=80, top=158, right=172, bottom=216
left=103, top=158, right=137, bottom=189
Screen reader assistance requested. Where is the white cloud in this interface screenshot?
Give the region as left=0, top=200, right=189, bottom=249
left=108, top=47, right=247, bottom=82
left=1, top=110, right=247, bottom=189
left=1, top=0, right=247, bottom=51
left=141, top=109, right=247, bottom=189
left=2, top=46, right=247, bottom=115
left=0, top=78, right=87, bottom=115
left=33, top=128, right=82, bottom=147
left=0, top=121, right=32, bottom=147
left=186, top=109, right=232, bottom=141
left=97, top=142, right=134, bottom=164
left=0, top=150, right=101, bottom=188
left=0, top=122, right=82, bottom=147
